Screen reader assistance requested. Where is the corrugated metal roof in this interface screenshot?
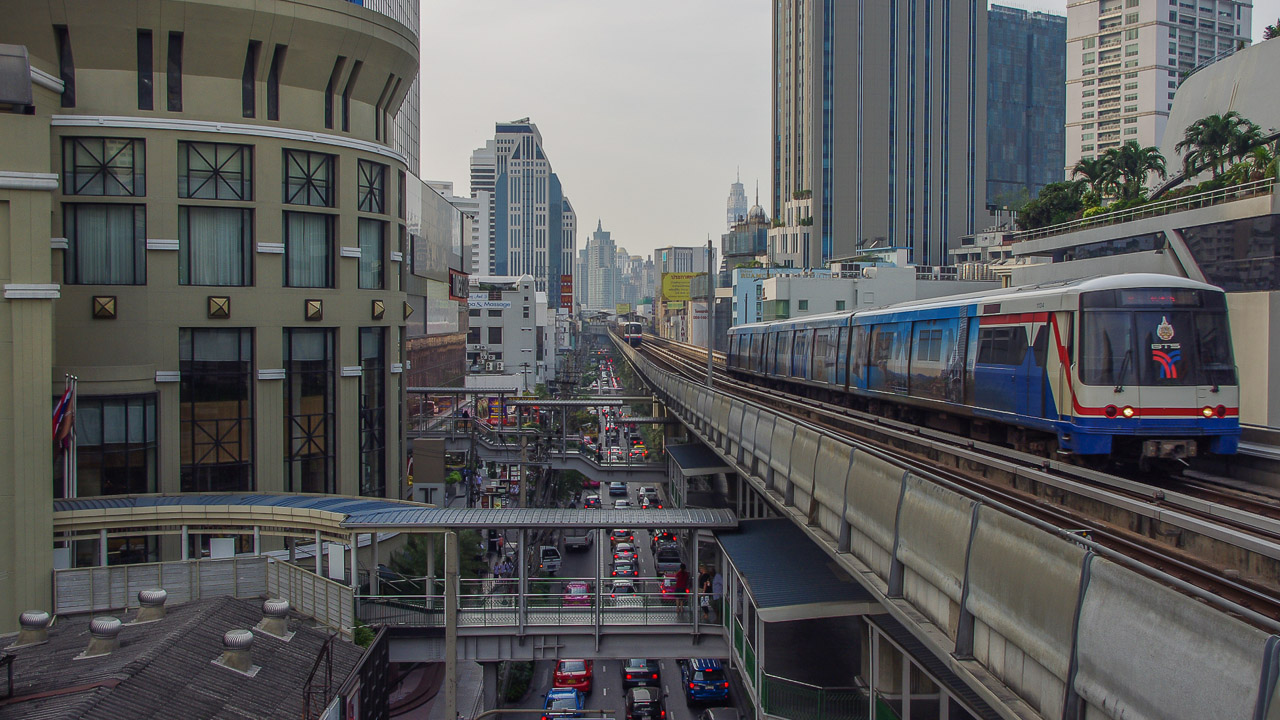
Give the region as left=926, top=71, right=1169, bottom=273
left=342, top=507, right=738, bottom=529
left=666, top=444, right=731, bottom=475
left=718, top=518, right=874, bottom=609
left=53, top=493, right=413, bottom=516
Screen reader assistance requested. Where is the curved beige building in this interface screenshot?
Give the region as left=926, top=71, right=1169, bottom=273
left=0, top=0, right=418, bottom=629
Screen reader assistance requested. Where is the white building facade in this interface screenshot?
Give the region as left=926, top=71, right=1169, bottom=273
left=585, top=221, right=620, bottom=311
left=1064, top=0, right=1251, bottom=174
left=465, top=276, right=549, bottom=392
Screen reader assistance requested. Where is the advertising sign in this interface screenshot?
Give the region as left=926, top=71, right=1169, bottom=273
left=450, top=269, right=469, bottom=300
left=468, top=299, right=512, bottom=310
left=560, top=274, right=573, bottom=309
left=616, top=303, right=632, bottom=315
left=659, top=272, right=700, bottom=302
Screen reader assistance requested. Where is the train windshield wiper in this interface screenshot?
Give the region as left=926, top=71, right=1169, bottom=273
left=1114, top=348, right=1132, bottom=393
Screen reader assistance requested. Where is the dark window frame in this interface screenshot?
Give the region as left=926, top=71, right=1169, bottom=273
left=284, top=328, right=336, bottom=494
left=342, top=60, right=363, bottom=132
left=283, top=149, right=336, bottom=207
left=63, top=203, right=147, bottom=285
left=55, top=25, right=75, bottom=107
left=166, top=31, right=183, bottom=112
left=62, top=137, right=146, bottom=197
left=180, top=328, right=254, bottom=492
left=359, top=327, right=387, bottom=497
left=357, top=159, right=387, bottom=214
left=178, top=141, right=253, bottom=200
left=282, top=210, right=335, bottom=289
left=358, top=217, right=386, bottom=290
left=242, top=41, right=260, bottom=118
left=267, top=44, right=286, bottom=121
left=71, top=393, right=158, bottom=497
left=137, top=30, right=153, bottom=110
left=178, top=206, right=253, bottom=287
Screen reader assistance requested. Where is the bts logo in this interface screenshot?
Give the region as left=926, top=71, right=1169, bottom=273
left=1152, top=349, right=1181, bottom=379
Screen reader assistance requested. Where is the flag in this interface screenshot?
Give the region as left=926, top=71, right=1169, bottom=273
left=52, top=386, right=73, bottom=444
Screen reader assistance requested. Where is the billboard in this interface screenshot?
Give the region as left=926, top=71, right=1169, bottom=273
left=616, top=303, right=632, bottom=315
left=560, top=274, right=573, bottom=309
left=659, top=272, right=701, bottom=302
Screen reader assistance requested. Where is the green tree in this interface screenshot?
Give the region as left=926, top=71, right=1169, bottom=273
left=1102, top=141, right=1166, bottom=201
left=1017, top=181, right=1085, bottom=230
left=1071, top=157, right=1118, bottom=200
left=1175, top=111, right=1262, bottom=179
left=388, top=530, right=488, bottom=593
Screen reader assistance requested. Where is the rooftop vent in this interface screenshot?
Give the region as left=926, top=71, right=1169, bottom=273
left=11, top=610, right=50, bottom=647
left=134, top=588, right=168, bottom=623
left=254, top=598, right=293, bottom=641
left=213, top=629, right=259, bottom=677
left=80, top=616, right=122, bottom=658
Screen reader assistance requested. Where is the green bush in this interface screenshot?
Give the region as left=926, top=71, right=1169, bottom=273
left=353, top=621, right=376, bottom=648
left=503, top=661, right=534, bottom=703
left=1082, top=206, right=1108, bottom=218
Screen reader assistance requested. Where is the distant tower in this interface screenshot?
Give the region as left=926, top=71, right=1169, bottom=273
left=726, top=170, right=748, bottom=230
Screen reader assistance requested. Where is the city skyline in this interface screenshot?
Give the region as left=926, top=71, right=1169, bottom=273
left=421, top=0, right=1277, bottom=262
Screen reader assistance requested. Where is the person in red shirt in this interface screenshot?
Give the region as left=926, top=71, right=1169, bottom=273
left=673, top=563, right=690, bottom=615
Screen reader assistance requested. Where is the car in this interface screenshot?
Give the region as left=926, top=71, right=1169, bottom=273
left=654, top=544, right=682, bottom=573
left=610, top=578, right=637, bottom=596
left=553, top=659, right=594, bottom=694
left=583, top=495, right=601, bottom=509
left=651, top=530, right=677, bottom=548
left=542, top=687, right=584, bottom=720
left=607, top=449, right=624, bottom=462
left=611, top=560, right=639, bottom=578
left=609, top=482, right=628, bottom=497
left=622, top=658, right=662, bottom=689
left=613, top=543, right=637, bottom=562
left=640, top=496, right=663, bottom=510
left=540, top=546, right=563, bottom=575
left=679, top=659, right=730, bottom=705
left=610, top=529, right=634, bottom=546
left=625, top=686, right=666, bottom=720
left=698, top=709, right=741, bottom=720
left=614, top=499, right=633, bottom=509
left=564, top=581, right=591, bottom=607
left=658, top=574, right=681, bottom=603
left=582, top=477, right=601, bottom=489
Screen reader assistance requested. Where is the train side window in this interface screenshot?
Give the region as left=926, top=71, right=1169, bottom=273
left=1032, top=325, right=1049, bottom=366
left=977, top=327, right=1028, bottom=365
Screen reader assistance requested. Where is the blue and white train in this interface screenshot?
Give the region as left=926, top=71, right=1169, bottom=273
left=623, top=322, right=644, bottom=347
left=726, top=274, right=1240, bottom=459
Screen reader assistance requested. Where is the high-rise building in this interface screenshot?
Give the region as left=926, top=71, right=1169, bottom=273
left=585, top=221, right=619, bottom=311
left=0, top=0, right=424, bottom=629
left=655, top=246, right=715, bottom=275
left=987, top=6, right=1067, bottom=210
left=482, top=120, right=574, bottom=308
left=772, top=0, right=988, bottom=267
left=1064, top=0, right=1251, bottom=175
left=469, top=140, right=497, bottom=275
left=726, top=171, right=749, bottom=229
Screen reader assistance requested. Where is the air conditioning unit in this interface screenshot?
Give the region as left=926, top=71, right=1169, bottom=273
left=485, top=362, right=495, bottom=371
left=495, top=361, right=505, bottom=371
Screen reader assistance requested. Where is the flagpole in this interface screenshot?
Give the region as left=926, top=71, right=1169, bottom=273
left=69, top=375, right=78, bottom=498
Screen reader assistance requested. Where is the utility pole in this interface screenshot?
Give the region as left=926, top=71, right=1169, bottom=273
left=706, top=234, right=714, bottom=388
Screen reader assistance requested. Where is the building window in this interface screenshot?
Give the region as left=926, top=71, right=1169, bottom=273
left=1082, top=133, right=1095, bottom=140
left=55, top=25, right=75, bottom=107
left=64, top=204, right=146, bottom=285
left=283, top=211, right=333, bottom=288
left=166, top=31, right=183, bottom=111
left=342, top=60, right=363, bottom=132
left=1125, top=28, right=1139, bottom=40
left=1082, top=52, right=1096, bottom=64
left=1125, top=71, right=1139, bottom=79
left=1125, top=82, right=1139, bottom=90
left=488, top=326, right=502, bottom=344
left=836, top=300, right=846, bottom=311
left=73, top=394, right=157, bottom=496
left=1125, top=128, right=1138, bottom=135
left=1125, top=12, right=1138, bottom=23
left=137, top=30, right=153, bottom=110
left=180, top=328, right=253, bottom=492
left=358, top=218, right=385, bottom=290
left=267, top=44, right=286, bottom=121
left=487, top=309, right=501, bottom=317
left=358, top=160, right=387, bottom=214
left=468, top=308, right=480, bottom=317
left=284, top=328, right=335, bottom=494
left=798, top=300, right=809, bottom=311
left=1124, top=105, right=1138, bottom=112
left=467, top=326, right=481, bottom=344
left=1082, top=37, right=1096, bottom=49
left=242, top=41, right=259, bottom=118
left=62, top=137, right=146, bottom=196
left=179, top=142, right=252, bottom=200
left=359, top=327, right=386, bottom=497
left=283, top=149, right=335, bottom=207
left=179, top=207, right=252, bottom=286
left=324, top=56, right=346, bottom=130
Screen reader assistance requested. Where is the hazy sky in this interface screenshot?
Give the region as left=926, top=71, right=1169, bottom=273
left=420, top=0, right=1279, bottom=261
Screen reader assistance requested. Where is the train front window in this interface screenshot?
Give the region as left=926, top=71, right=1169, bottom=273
left=1082, top=309, right=1235, bottom=386
left=1080, top=311, right=1136, bottom=386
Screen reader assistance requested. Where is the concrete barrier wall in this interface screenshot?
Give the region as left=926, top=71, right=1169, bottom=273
left=894, top=474, right=975, bottom=637
left=740, top=406, right=761, bottom=466
left=788, top=426, right=821, bottom=513
left=728, top=401, right=745, bottom=459
left=767, top=418, right=797, bottom=497
left=965, top=506, right=1085, bottom=718
left=812, top=440, right=852, bottom=538
left=1073, top=556, right=1274, bottom=720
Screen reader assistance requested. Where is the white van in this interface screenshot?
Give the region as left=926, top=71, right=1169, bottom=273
left=564, top=528, right=593, bottom=551
left=539, top=545, right=562, bottom=574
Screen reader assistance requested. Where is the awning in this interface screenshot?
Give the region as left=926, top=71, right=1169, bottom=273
left=718, top=518, right=881, bottom=621
left=667, top=444, right=731, bottom=476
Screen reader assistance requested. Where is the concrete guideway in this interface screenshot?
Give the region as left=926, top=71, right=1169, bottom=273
left=617, top=335, right=1280, bottom=720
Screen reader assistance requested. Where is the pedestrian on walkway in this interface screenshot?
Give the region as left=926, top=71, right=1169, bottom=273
left=710, top=569, right=724, bottom=623
left=673, top=563, right=690, bottom=616
left=698, top=565, right=712, bottom=621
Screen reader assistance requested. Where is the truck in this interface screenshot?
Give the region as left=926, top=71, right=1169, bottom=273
left=564, top=528, right=594, bottom=551
left=539, top=545, right=563, bottom=575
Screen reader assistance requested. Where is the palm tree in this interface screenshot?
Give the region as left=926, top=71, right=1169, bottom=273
left=1264, top=19, right=1279, bottom=40
left=1103, top=141, right=1167, bottom=200
left=1175, top=111, right=1263, bottom=179
left=1239, top=144, right=1276, bottom=181
left=1071, top=157, right=1116, bottom=200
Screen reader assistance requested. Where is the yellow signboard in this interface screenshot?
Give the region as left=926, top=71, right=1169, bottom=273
left=659, top=272, right=701, bottom=302
left=616, top=303, right=632, bottom=315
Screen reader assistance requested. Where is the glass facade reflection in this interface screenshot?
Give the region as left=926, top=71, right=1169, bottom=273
left=1179, top=214, right=1280, bottom=293
left=986, top=6, right=1066, bottom=209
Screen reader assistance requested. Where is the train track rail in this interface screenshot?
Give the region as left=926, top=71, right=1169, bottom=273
left=627, top=332, right=1280, bottom=628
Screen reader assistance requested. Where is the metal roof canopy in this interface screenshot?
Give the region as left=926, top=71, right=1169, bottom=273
left=504, top=397, right=653, bottom=407
left=342, top=507, right=738, bottom=530
left=666, top=444, right=731, bottom=475
left=408, top=387, right=519, bottom=394
left=718, top=518, right=879, bottom=621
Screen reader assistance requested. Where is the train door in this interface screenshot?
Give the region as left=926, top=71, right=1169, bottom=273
left=973, top=325, right=1029, bottom=414
left=1025, top=324, right=1051, bottom=416
left=835, top=326, right=851, bottom=388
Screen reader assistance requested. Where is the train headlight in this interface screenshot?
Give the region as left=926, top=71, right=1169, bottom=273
left=1215, top=405, right=1227, bottom=418
left=1202, top=406, right=1215, bottom=418
left=1121, top=406, right=1136, bottom=418
left=1104, top=405, right=1119, bottom=418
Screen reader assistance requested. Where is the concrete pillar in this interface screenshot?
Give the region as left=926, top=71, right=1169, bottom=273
left=314, top=531, right=323, bottom=576
left=98, top=529, right=108, bottom=567
left=288, top=536, right=296, bottom=563
left=350, top=533, right=359, bottom=590
left=444, top=531, right=458, bottom=720
left=692, top=539, right=700, bottom=631
left=181, top=526, right=190, bottom=561
left=427, top=533, right=437, bottom=609
left=518, top=528, right=528, bottom=633
left=482, top=661, right=499, bottom=711
left=371, top=532, right=380, bottom=595
left=253, top=526, right=261, bottom=556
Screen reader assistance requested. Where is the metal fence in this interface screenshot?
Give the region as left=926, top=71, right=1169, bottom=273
left=53, top=557, right=267, bottom=615
left=266, top=558, right=354, bottom=637
left=760, top=675, right=868, bottom=720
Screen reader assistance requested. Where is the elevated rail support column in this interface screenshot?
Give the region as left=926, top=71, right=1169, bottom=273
left=426, top=533, right=437, bottom=609
left=371, top=533, right=380, bottom=594
left=594, top=528, right=603, bottom=651
left=692, top=539, right=700, bottom=634
left=350, top=533, right=358, bottom=589
left=445, top=531, right=458, bottom=720
left=315, top=531, right=323, bottom=576
left=518, top=529, right=528, bottom=635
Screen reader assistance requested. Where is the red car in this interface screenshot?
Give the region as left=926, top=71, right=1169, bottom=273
left=554, top=659, right=594, bottom=693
